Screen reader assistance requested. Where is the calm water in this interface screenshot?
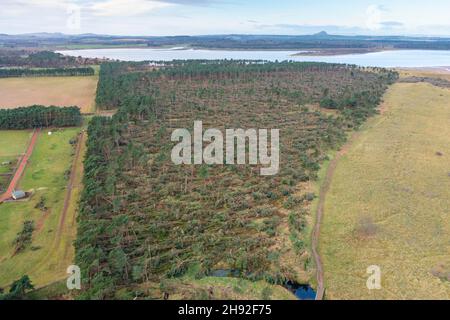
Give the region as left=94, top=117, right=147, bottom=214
left=208, top=269, right=317, bottom=300
left=284, top=281, right=317, bottom=300
left=58, top=48, right=450, bottom=68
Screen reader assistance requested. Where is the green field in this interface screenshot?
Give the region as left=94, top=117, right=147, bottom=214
left=320, top=82, right=450, bottom=299
left=0, top=130, right=33, bottom=192
left=0, top=130, right=32, bottom=159
left=0, top=128, right=81, bottom=288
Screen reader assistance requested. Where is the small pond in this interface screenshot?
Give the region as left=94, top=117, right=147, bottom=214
left=209, top=269, right=317, bottom=300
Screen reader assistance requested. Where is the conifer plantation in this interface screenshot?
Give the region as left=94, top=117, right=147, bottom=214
left=0, top=105, right=82, bottom=129
left=0, top=67, right=95, bottom=78
left=77, top=60, right=398, bottom=299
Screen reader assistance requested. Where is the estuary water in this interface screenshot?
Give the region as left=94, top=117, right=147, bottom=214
left=58, top=48, right=450, bottom=68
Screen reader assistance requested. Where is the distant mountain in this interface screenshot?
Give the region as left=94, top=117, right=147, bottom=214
left=2, top=32, right=450, bottom=41
left=314, top=31, right=330, bottom=37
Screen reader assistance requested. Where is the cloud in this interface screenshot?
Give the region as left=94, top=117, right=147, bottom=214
left=1, top=1, right=449, bottom=36
left=158, top=0, right=219, bottom=5
left=0, top=0, right=70, bottom=19
left=86, top=0, right=219, bottom=17
left=88, top=0, right=173, bottom=17
left=380, top=21, right=404, bottom=28
left=366, top=5, right=404, bottom=31
left=10, top=0, right=71, bottom=7
left=366, top=4, right=384, bottom=30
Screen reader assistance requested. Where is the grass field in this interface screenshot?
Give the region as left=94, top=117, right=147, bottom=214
left=0, top=76, right=98, bottom=113
left=0, top=130, right=33, bottom=192
left=398, top=68, right=450, bottom=81
left=320, top=82, right=450, bottom=299
left=0, top=130, right=32, bottom=159
left=0, top=128, right=82, bottom=289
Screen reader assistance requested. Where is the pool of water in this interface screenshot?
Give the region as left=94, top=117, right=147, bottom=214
left=208, top=269, right=317, bottom=300
left=284, top=281, right=317, bottom=300
left=58, top=48, right=450, bottom=68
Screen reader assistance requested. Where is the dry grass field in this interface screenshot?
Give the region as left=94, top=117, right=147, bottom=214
left=0, top=76, right=98, bottom=113
left=397, top=67, right=450, bottom=81
left=320, top=81, right=450, bottom=299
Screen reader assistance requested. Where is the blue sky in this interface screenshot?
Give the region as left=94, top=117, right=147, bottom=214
left=1, top=0, right=450, bottom=36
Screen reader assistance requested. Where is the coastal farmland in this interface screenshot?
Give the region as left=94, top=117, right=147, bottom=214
left=0, top=60, right=92, bottom=294
left=0, top=76, right=98, bottom=114
left=319, top=80, right=450, bottom=299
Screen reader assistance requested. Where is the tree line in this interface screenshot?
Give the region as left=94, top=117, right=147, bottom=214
left=0, top=50, right=100, bottom=68
left=0, top=67, right=95, bottom=78
left=0, top=105, right=82, bottom=129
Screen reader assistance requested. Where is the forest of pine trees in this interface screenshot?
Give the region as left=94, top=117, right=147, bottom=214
left=0, top=67, right=95, bottom=78
left=77, top=60, right=398, bottom=299
left=0, top=105, right=82, bottom=129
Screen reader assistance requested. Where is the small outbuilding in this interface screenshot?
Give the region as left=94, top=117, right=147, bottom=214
left=12, top=190, right=26, bottom=200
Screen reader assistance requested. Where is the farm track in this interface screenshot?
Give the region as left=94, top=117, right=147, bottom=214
left=57, top=131, right=85, bottom=240
left=0, top=128, right=40, bottom=204
left=311, top=131, right=361, bottom=300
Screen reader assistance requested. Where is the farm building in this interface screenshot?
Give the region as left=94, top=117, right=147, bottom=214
left=12, top=190, right=26, bottom=200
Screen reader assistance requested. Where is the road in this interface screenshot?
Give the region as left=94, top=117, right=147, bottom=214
left=57, top=131, right=85, bottom=239
left=0, top=128, right=40, bottom=203
left=311, top=131, right=361, bottom=300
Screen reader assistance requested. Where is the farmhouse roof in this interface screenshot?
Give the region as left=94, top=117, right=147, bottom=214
left=12, top=190, right=26, bottom=200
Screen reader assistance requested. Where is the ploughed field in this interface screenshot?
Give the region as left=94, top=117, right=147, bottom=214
left=0, top=76, right=98, bottom=114
left=76, top=61, right=397, bottom=299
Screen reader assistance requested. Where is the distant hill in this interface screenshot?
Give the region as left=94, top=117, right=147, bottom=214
left=1, top=32, right=450, bottom=50
left=314, top=31, right=330, bottom=37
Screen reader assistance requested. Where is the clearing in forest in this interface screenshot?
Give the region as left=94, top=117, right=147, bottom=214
left=320, top=81, right=450, bottom=299
left=0, top=76, right=98, bottom=113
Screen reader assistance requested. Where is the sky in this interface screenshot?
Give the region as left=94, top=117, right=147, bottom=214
left=1, top=0, right=450, bottom=37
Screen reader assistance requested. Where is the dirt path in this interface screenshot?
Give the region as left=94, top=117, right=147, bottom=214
left=0, top=128, right=40, bottom=203
left=311, top=131, right=361, bottom=300
left=57, top=131, right=85, bottom=239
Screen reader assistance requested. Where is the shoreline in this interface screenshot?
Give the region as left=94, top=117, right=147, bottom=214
left=398, top=66, right=450, bottom=74
left=291, top=47, right=396, bottom=56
